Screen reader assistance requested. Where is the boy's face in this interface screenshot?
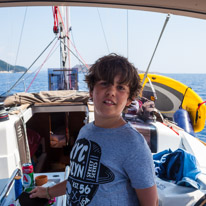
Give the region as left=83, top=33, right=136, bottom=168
left=90, top=75, right=132, bottom=121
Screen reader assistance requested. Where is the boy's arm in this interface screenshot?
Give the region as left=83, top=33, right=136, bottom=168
left=30, top=180, right=67, bottom=199
left=48, top=180, right=67, bottom=198
left=135, top=185, right=158, bottom=206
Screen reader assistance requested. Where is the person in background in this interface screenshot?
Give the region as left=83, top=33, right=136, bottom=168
left=30, top=53, right=158, bottom=206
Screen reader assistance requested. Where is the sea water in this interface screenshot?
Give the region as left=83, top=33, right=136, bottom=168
left=0, top=72, right=206, bottom=141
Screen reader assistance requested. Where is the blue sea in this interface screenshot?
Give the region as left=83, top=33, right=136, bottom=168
left=0, top=72, right=206, bottom=141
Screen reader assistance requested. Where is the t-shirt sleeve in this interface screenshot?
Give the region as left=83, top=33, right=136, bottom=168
left=123, top=131, right=155, bottom=189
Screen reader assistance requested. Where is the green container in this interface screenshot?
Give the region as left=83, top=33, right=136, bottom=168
left=22, top=163, right=34, bottom=192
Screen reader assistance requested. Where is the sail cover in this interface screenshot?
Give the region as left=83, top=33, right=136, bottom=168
left=4, top=90, right=89, bottom=107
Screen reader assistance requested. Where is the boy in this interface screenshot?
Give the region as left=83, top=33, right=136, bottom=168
left=30, top=54, right=158, bottom=205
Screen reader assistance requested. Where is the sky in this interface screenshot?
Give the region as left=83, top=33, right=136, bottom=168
left=0, top=6, right=206, bottom=73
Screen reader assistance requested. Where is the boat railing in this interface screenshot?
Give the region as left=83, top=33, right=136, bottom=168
left=0, top=168, right=21, bottom=206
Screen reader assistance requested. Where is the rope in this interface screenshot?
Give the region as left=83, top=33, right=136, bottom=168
left=141, top=14, right=170, bottom=86
left=25, top=38, right=59, bottom=92
left=197, top=101, right=206, bottom=111
left=19, top=41, right=59, bottom=84
left=70, top=31, right=88, bottom=73
left=60, top=38, right=89, bottom=72
left=57, top=7, right=89, bottom=70
left=9, top=41, right=59, bottom=91
left=68, top=37, right=90, bottom=69
left=0, top=37, right=57, bottom=97
left=70, top=27, right=85, bottom=72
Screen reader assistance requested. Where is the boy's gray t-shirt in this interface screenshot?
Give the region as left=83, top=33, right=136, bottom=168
left=66, top=122, right=155, bottom=206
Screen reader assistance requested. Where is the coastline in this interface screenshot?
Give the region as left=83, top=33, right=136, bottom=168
left=0, top=71, right=14, bottom=73
left=0, top=71, right=26, bottom=73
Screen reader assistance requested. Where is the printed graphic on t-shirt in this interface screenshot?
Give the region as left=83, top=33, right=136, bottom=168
left=66, top=138, right=115, bottom=205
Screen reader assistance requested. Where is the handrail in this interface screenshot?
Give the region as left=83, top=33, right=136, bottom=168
left=0, top=168, right=21, bottom=206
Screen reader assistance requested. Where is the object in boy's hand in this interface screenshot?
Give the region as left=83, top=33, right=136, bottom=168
left=18, top=192, right=48, bottom=206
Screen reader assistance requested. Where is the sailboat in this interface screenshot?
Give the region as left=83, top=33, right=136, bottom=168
left=0, top=1, right=206, bottom=205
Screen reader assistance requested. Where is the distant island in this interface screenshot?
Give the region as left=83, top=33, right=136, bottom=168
left=0, top=59, right=27, bottom=73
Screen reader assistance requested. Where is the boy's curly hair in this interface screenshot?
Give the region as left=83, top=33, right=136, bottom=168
left=85, top=53, right=142, bottom=100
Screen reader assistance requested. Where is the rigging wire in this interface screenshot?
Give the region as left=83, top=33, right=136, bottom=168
left=70, top=27, right=87, bottom=73
left=61, top=37, right=88, bottom=73
left=141, top=14, right=170, bottom=86
left=14, top=7, right=27, bottom=72
left=68, top=37, right=89, bottom=70
left=57, top=6, right=70, bottom=90
left=57, top=8, right=89, bottom=73
left=4, top=7, right=27, bottom=90
left=66, top=7, right=71, bottom=69
left=26, top=38, right=59, bottom=92
left=10, top=41, right=59, bottom=91
left=0, top=36, right=57, bottom=97
left=97, top=8, right=110, bottom=53
left=66, top=7, right=72, bottom=89
left=57, top=7, right=89, bottom=70
left=20, top=41, right=60, bottom=83
left=6, top=6, right=86, bottom=94
left=127, top=10, right=129, bottom=58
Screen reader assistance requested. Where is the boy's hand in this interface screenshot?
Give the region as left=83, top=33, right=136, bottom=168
left=29, top=186, right=47, bottom=199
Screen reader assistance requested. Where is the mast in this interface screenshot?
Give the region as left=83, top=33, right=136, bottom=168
left=58, top=6, right=71, bottom=90
left=50, top=6, right=78, bottom=91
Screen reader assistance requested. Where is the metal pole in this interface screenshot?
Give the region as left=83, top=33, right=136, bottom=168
left=141, top=14, right=170, bottom=86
